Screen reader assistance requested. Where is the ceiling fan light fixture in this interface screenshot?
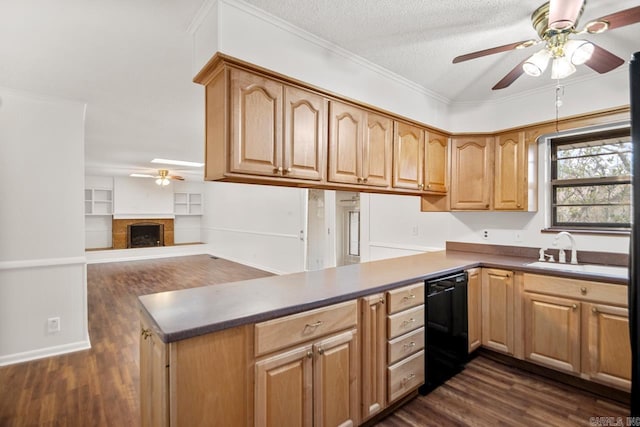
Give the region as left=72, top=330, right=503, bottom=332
left=523, top=49, right=551, bottom=77
left=564, top=39, right=594, bottom=65
left=551, top=56, right=576, bottom=79
left=155, top=177, right=170, bottom=186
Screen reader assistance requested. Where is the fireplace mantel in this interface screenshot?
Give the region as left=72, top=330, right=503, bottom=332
left=112, top=217, right=174, bottom=249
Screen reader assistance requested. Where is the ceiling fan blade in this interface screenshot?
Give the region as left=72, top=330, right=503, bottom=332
left=585, top=44, right=625, bottom=74
left=492, top=59, right=527, bottom=90
left=170, top=175, right=185, bottom=181
left=589, top=5, right=640, bottom=32
left=548, top=0, right=584, bottom=30
left=452, top=40, right=537, bottom=64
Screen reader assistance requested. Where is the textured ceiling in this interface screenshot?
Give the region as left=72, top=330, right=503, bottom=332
left=1, top=0, right=638, bottom=178
left=242, top=0, right=640, bottom=103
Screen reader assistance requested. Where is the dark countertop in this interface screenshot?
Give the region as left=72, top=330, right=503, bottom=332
left=138, top=249, right=628, bottom=343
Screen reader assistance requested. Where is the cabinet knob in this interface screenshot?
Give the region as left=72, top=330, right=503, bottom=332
left=317, top=347, right=324, bottom=355
left=517, top=203, right=521, bottom=208
left=284, top=167, right=292, bottom=174
left=485, top=204, right=490, bottom=208
left=580, top=287, right=587, bottom=295
left=363, top=178, right=368, bottom=184
left=357, top=177, right=363, bottom=183
left=306, top=351, right=313, bottom=359
left=418, top=183, right=424, bottom=189
left=274, top=167, right=283, bottom=175
left=378, top=296, right=385, bottom=305
left=592, top=307, right=598, bottom=313
left=572, top=304, right=578, bottom=310
left=426, top=184, right=431, bottom=189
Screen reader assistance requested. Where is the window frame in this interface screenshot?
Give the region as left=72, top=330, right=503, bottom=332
left=549, top=127, right=632, bottom=231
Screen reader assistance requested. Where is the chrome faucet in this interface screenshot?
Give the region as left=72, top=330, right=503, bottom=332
left=553, top=231, right=578, bottom=264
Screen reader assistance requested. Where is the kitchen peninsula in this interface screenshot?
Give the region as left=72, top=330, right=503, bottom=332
left=139, top=244, right=629, bottom=426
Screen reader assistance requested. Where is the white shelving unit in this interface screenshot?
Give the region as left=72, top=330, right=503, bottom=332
left=174, top=192, right=203, bottom=215
left=85, top=188, right=113, bottom=215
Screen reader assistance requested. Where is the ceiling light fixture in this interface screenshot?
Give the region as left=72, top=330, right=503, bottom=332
left=151, top=158, right=204, bottom=168
left=155, top=169, right=171, bottom=186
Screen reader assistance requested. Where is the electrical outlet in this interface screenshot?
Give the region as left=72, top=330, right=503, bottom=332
left=47, top=317, right=60, bottom=333
left=482, top=230, right=489, bottom=240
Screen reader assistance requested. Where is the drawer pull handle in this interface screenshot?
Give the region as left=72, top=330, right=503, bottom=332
left=402, top=294, right=416, bottom=302
left=304, top=320, right=323, bottom=331
left=402, top=341, right=416, bottom=351
left=401, top=318, right=416, bottom=328
left=581, top=287, right=587, bottom=295
left=402, top=373, right=416, bottom=386
left=141, top=328, right=152, bottom=340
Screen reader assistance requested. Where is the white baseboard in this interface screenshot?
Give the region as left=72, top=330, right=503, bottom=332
left=0, top=339, right=92, bottom=367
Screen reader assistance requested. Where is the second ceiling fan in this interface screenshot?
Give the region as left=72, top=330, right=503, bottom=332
left=452, top=0, right=640, bottom=90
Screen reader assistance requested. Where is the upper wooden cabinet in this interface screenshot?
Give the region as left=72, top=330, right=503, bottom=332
left=450, top=136, right=493, bottom=210
left=328, top=101, right=393, bottom=188
left=424, top=131, right=448, bottom=193
left=204, top=66, right=327, bottom=183
left=393, top=121, right=425, bottom=191
left=494, top=131, right=526, bottom=210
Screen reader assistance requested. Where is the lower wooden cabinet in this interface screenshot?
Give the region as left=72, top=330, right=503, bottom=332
left=467, top=268, right=482, bottom=352
left=523, top=292, right=581, bottom=374
left=583, top=303, right=631, bottom=390
left=255, top=329, right=358, bottom=427
left=481, top=268, right=514, bottom=355
left=360, top=294, right=386, bottom=421
left=522, top=274, right=630, bottom=391
left=140, top=315, right=169, bottom=427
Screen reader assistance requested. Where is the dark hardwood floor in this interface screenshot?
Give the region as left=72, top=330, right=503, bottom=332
left=0, top=255, right=630, bottom=426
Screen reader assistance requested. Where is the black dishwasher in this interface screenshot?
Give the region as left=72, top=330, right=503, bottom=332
left=419, top=271, right=468, bottom=394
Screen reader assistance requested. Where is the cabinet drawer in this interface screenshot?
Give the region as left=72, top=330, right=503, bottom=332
left=387, top=282, right=425, bottom=314
left=523, top=274, right=627, bottom=307
left=388, top=350, right=425, bottom=402
left=388, top=327, right=425, bottom=365
left=387, top=305, right=425, bottom=340
left=255, top=300, right=357, bottom=356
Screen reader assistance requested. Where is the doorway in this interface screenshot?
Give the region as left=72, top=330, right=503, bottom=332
left=336, top=191, right=360, bottom=266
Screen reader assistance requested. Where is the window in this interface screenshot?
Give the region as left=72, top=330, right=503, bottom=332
left=550, top=128, right=631, bottom=230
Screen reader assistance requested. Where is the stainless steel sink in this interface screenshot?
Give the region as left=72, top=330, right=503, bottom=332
left=525, top=261, right=628, bottom=278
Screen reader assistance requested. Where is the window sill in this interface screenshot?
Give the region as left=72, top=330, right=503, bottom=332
left=541, top=227, right=630, bottom=237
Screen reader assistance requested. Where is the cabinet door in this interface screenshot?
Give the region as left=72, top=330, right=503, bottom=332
left=360, top=295, right=386, bottom=421
left=255, top=344, right=314, bottom=427
left=362, top=113, right=393, bottom=187
left=329, top=101, right=365, bottom=185
left=393, top=122, right=425, bottom=191
left=584, top=303, right=631, bottom=390
left=467, top=268, right=482, bottom=353
left=140, top=321, right=168, bottom=427
left=314, top=329, right=359, bottom=427
left=450, top=136, right=493, bottom=209
left=523, top=292, right=581, bottom=373
left=494, top=131, right=525, bottom=210
left=424, top=131, right=448, bottom=193
left=481, top=268, right=514, bottom=354
left=283, top=86, right=327, bottom=181
left=230, top=68, right=283, bottom=176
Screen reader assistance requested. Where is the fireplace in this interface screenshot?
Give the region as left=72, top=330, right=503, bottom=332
left=128, top=223, right=164, bottom=248
left=112, top=218, right=174, bottom=249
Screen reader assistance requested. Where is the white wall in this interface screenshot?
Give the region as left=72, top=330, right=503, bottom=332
left=0, top=87, right=89, bottom=365
left=202, top=182, right=306, bottom=274
left=113, top=176, right=174, bottom=217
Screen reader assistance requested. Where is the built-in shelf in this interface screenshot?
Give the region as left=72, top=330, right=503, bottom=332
left=85, top=188, right=113, bottom=215
left=174, top=192, right=203, bottom=215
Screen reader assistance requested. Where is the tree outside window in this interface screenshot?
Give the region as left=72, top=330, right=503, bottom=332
left=551, top=128, right=632, bottom=230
